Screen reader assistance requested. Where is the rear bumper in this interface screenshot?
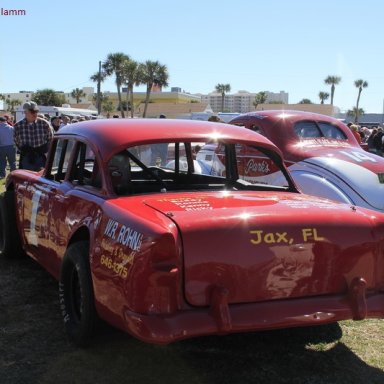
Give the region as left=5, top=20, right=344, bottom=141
left=122, top=289, right=384, bottom=344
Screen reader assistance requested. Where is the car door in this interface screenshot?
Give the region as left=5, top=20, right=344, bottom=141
left=22, top=138, right=76, bottom=276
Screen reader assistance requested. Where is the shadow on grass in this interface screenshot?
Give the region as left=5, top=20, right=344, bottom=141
left=1, top=256, right=383, bottom=384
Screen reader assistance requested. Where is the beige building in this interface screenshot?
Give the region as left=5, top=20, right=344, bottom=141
left=200, top=90, right=289, bottom=113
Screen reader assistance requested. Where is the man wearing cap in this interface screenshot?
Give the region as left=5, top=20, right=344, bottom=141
left=13, top=101, right=54, bottom=171
left=0, top=116, right=16, bottom=178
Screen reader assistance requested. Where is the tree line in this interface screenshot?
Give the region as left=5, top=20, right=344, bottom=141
left=0, top=59, right=370, bottom=123
left=90, top=53, right=168, bottom=118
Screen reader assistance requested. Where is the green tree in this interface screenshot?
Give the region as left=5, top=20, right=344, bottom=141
left=215, top=83, right=231, bottom=112
left=101, top=97, right=115, bottom=118
left=121, top=59, right=141, bottom=118
left=298, top=98, right=313, bottom=104
left=32, top=89, right=66, bottom=106
left=347, top=107, right=365, bottom=123
left=5, top=98, right=22, bottom=113
left=71, top=88, right=86, bottom=104
left=139, top=60, right=169, bottom=117
left=354, top=79, right=368, bottom=123
left=90, top=70, right=107, bottom=115
left=253, top=91, right=268, bottom=110
left=318, top=91, right=329, bottom=104
left=92, top=92, right=108, bottom=106
left=324, top=75, right=341, bottom=105
left=102, top=52, right=130, bottom=118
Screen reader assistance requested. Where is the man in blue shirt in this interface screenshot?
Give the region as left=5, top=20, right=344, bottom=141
left=0, top=116, right=16, bottom=178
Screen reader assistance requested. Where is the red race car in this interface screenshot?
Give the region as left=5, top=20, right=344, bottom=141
left=1, top=119, right=384, bottom=346
left=227, top=110, right=384, bottom=212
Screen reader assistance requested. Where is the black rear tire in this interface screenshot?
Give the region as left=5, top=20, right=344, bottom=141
left=59, top=241, right=97, bottom=347
left=0, top=190, right=24, bottom=258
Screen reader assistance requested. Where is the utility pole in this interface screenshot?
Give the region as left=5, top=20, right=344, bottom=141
left=97, top=61, right=101, bottom=115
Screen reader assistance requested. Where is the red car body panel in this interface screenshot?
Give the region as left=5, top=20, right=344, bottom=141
left=6, top=118, right=384, bottom=344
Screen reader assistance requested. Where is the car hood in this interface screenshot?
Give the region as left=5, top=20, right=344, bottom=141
left=142, top=191, right=380, bottom=306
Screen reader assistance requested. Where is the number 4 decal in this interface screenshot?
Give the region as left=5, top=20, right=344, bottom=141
left=27, top=190, right=42, bottom=246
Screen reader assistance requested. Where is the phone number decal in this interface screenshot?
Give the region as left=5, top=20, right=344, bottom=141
left=100, top=255, right=128, bottom=278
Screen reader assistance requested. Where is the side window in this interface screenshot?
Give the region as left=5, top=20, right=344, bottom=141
left=69, top=142, right=100, bottom=188
left=48, top=139, right=75, bottom=182
left=318, top=122, right=348, bottom=140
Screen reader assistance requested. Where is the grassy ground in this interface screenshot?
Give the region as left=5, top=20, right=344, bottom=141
left=0, top=177, right=383, bottom=384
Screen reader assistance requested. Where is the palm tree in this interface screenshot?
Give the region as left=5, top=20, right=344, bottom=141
left=5, top=98, right=22, bottom=113
left=253, top=91, right=267, bottom=110
left=90, top=70, right=107, bottom=115
left=347, top=107, right=365, bottom=123
left=71, top=88, right=86, bottom=104
left=318, top=91, right=329, bottom=104
left=101, top=97, right=115, bottom=118
left=121, top=59, right=141, bottom=118
left=215, top=83, right=231, bottom=112
left=354, top=79, right=368, bottom=123
left=139, top=60, right=169, bottom=117
left=102, top=52, right=130, bottom=118
left=324, top=76, right=341, bottom=105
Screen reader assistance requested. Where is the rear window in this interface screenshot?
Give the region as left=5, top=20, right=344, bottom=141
left=294, top=121, right=347, bottom=140
left=107, top=140, right=295, bottom=195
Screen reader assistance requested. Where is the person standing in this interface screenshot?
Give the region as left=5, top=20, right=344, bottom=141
left=374, top=127, right=384, bottom=156
left=13, top=102, right=54, bottom=171
left=3, top=114, right=14, bottom=126
left=50, top=116, right=61, bottom=132
left=59, top=115, right=70, bottom=129
left=0, top=116, right=16, bottom=178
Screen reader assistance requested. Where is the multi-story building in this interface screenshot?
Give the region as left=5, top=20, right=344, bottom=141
left=200, top=90, right=289, bottom=113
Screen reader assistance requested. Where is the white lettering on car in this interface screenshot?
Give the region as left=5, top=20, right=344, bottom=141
left=28, top=190, right=42, bottom=246
left=245, top=159, right=270, bottom=175
left=104, top=218, right=119, bottom=239
left=104, top=218, right=143, bottom=251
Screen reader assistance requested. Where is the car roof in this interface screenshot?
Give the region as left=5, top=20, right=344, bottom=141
left=57, top=118, right=283, bottom=160
left=232, top=110, right=342, bottom=124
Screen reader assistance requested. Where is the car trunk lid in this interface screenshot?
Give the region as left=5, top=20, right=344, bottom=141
left=143, top=191, right=377, bottom=307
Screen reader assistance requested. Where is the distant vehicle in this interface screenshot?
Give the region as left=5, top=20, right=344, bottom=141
left=3, top=118, right=384, bottom=346
left=226, top=110, right=384, bottom=212
left=15, top=105, right=98, bottom=122
left=357, top=122, right=382, bottom=129
left=181, top=111, right=240, bottom=122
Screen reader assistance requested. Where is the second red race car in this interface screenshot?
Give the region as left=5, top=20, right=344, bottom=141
left=225, top=110, right=384, bottom=213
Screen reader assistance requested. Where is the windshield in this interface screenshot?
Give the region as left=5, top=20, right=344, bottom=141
left=107, top=140, right=295, bottom=195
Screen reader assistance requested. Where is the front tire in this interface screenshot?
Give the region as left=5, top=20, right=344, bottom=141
left=0, top=190, right=24, bottom=258
left=59, top=241, right=97, bottom=347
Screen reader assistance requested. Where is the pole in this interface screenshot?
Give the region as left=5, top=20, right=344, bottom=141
left=382, top=98, right=384, bottom=124
left=97, top=61, right=101, bottom=115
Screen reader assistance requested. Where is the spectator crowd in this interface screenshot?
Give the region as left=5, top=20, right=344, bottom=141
left=347, top=122, right=384, bottom=156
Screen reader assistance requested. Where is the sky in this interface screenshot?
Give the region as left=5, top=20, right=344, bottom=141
left=1, top=0, right=384, bottom=113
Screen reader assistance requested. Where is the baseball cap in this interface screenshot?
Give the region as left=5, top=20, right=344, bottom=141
left=23, top=101, right=39, bottom=112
